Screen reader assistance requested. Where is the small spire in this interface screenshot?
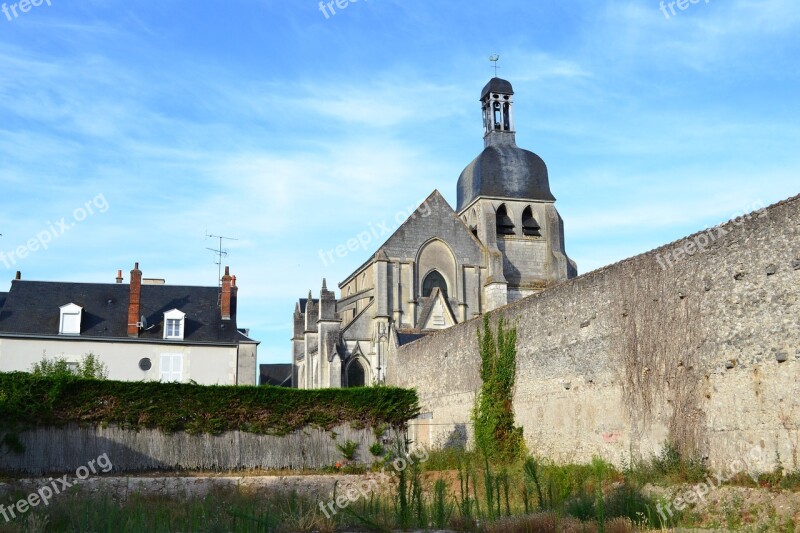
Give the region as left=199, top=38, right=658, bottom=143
left=322, top=278, right=328, bottom=290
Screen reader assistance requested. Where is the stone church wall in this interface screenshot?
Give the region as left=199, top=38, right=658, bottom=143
left=389, top=194, right=800, bottom=472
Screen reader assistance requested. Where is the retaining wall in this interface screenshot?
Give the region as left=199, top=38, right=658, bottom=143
left=0, top=424, right=378, bottom=475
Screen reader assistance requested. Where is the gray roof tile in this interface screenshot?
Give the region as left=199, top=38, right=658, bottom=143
left=0, top=280, right=247, bottom=344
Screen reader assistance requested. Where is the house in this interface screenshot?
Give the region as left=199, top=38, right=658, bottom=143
left=0, top=263, right=258, bottom=385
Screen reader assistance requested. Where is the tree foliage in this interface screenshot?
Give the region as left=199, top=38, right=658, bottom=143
left=30, top=352, right=108, bottom=380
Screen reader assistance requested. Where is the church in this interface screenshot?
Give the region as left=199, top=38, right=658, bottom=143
left=292, top=77, right=577, bottom=389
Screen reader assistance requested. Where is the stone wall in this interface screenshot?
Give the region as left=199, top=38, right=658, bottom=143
left=0, top=424, right=378, bottom=476
left=389, top=194, right=800, bottom=472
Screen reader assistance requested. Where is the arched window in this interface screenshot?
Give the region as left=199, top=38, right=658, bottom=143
left=496, top=205, right=515, bottom=236
left=422, top=270, right=448, bottom=298
left=347, top=359, right=366, bottom=387
left=522, top=206, right=541, bottom=237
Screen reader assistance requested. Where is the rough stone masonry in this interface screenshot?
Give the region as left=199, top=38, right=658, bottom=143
left=389, top=193, right=800, bottom=473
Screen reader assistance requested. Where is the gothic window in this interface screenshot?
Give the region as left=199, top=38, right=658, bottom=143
left=496, top=204, right=515, bottom=236
left=522, top=206, right=542, bottom=237
left=422, top=270, right=448, bottom=298
left=347, top=359, right=365, bottom=388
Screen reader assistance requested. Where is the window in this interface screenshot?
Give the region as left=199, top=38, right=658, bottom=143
left=347, top=359, right=366, bottom=388
left=59, top=303, right=83, bottom=335
left=163, top=309, right=186, bottom=340
left=522, top=206, right=542, bottom=237
left=160, top=354, right=183, bottom=382
left=496, top=205, right=515, bottom=235
left=422, top=270, right=448, bottom=298
left=166, top=319, right=181, bottom=337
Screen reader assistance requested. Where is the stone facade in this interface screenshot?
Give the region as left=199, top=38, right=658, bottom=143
left=292, top=77, right=576, bottom=388
left=389, top=193, right=800, bottom=471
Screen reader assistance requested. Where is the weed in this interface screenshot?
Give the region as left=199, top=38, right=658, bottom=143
left=336, top=439, right=359, bottom=461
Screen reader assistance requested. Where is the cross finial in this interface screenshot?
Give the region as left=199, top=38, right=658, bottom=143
left=489, top=54, right=500, bottom=77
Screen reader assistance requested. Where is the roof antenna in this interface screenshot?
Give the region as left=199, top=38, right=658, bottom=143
left=206, top=233, right=239, bottom=303
left=489, top=54, right=500, bottom=77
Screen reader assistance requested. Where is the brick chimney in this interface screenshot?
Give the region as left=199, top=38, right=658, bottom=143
left=128, top=262, right=142, bottom=337
left=231, top=275, right=238, bottom=318
left=221, top=266, right=232, bottom=321
left=115, top=270, right=123, bottom=284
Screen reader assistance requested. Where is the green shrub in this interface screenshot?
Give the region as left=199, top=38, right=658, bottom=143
left=31, top=352, right=108, bottom=380
left=337, top=440, right=359, bottom=461
left=369, top=442, right=386, bottom=457
left=0, top=372, right=420, bottom=436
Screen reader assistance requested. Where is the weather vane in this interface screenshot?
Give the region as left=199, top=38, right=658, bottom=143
left=489, top=54, right=500, bottom=76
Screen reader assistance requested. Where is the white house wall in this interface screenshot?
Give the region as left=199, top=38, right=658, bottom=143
left=0, top=338, right=240, bottom=385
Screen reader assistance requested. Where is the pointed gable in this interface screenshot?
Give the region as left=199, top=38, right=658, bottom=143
left=379, top=190, right=485, bottom=265
left=418, top=288, right=457, bottom=330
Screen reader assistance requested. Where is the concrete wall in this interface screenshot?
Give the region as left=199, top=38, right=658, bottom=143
left=0, top=424, right=378, bottom=475
left=236, top=342, right=258, bottom=385
left=390, top=194, right=800, bottom=472
left=0, top=338, right=242, bottom=385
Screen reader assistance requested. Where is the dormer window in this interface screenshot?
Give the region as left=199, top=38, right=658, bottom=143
left=163, top=309, right=185, bottom=340
left=59, top=303, right=83, bottom=335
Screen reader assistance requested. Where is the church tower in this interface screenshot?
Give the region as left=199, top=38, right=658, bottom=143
left=458, top=78, right=577, bottom=309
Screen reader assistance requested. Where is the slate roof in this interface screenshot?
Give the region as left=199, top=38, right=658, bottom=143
left=259, top=364, right=292, bottom=386
left=0, top=292, right=7, bottom=311
left=0, top=280, right=245, bottom=344
left=481, top=77, right=514, bottom=99
left=298, top=298, right=318, bottom=313
left=397, top=332, right=426, bottom=346
left=457, top=143, right=555, bottom=211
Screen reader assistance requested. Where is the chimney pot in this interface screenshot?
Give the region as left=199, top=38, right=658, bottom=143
left=116, top=270, right=123, bottom=284
left=15, top=271, right=21, bottom=280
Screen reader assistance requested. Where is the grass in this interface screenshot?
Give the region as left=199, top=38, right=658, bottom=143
left=3, top=442, right=799, bottom=531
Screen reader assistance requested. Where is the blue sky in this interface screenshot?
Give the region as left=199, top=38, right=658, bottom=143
left=0, top=0, right=798, bottom=366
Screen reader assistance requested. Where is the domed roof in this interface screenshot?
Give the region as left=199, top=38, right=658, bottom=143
left=481, top=77, right=514, bottom=100
left=456, top=144, right=555, bottom=212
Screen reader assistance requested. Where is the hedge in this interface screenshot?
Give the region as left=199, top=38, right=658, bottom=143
left=0, top=372, right=420, bottom=436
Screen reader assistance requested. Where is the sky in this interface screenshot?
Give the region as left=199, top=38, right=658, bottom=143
left=0, top=0, right=798, bottom=366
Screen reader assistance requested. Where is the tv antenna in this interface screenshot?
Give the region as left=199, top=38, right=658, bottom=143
left=206, top=233, right=239, bottom=288
left=489, top=54, right=500, bottom=76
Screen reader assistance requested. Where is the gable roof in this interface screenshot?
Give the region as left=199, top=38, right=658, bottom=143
left=339, top=190, right=485, bottom=288
left=0, top=280, right=247, bottom=344
left=298, top=298, right=318, bottom=313
left=396, top=332, right=426, bottom=346
left=416, top=288, right=457, bottom=331
left=259, top=364, right=292, bottom=386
